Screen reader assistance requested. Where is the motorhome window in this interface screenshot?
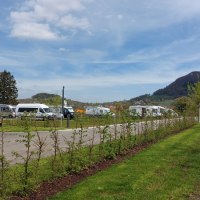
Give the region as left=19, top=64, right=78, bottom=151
left=39, top=108, right=45, bottom=113
left=63, top=109, right=68, bottom=114
left=152, top=109, right=157, bottom=113
left=50, top=108, right=56, bottom=112
left=132, top=109, right=136, bottom=113
left=18, top=108, right=38, bottom=112
left=2, top=107, right=9, bottom=112
left=43, top=108, right=51, bottom=113
left=105, top=110, right=110, bottom=114
left=52, top=107, right=60, bottom=113
left=142, top=108, right=146, bottom=113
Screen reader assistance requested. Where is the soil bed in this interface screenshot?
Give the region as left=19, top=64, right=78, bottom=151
left=9, top=142, right=153, bottom=200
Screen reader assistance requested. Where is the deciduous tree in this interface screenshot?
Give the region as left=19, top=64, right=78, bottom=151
left=0, top=70, right=18, bottom=104
left=187, top=82, right=200, bottom=115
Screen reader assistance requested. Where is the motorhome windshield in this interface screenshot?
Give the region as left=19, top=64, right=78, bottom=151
left=104, top=110, right=110, bottom=113
left=66, top=108, right=74, bottom=112
left=43, top=108, right=51, bottom=113
left=160, top=108, right=166, bottom=114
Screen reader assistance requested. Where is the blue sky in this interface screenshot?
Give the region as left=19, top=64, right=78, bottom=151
left=1, top=0, right=200, bottom=102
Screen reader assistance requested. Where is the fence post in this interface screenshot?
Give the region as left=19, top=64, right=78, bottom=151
left=199, top=103, right=200, bottom=123
left=67, top=114, right=70, bottom=128
left=0, top=117, right=3, bottom=127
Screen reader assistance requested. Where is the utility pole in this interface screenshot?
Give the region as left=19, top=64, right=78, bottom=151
left=62, top=86, right=65, bottom=116
left=61, top=86, right=70, bottom=128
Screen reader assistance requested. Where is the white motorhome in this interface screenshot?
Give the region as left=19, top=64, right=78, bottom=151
left=85, top=106, right=112, bottom=116
left=0, top=104, right=16, bottom=118
left=129, top=105, right=167, bottom=117
left=15, top=103, right=55, bottom=120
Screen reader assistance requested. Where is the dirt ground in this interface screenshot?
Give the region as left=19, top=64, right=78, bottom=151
left=9, top=142, right=152, bottom=200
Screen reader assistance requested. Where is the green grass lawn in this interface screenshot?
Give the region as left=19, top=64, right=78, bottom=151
left=1, top=115, right=118, bottom=132
left=50, top=125, right=200, bottom=200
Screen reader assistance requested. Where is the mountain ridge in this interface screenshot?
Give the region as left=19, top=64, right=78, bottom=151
left=152, top=71, right=200, bottom=99
left=19, top=71, right=200, bottom=107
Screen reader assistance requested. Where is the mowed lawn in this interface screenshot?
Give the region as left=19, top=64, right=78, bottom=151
left=50, top=125, right=200, bottom=200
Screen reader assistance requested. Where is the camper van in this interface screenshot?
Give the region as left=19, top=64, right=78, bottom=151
left=129, top=105, right=167, bottom=117
left=0, top=104, right=16, bottom=118
left=85, top=106, right=112, bottom=116
left=15, top=103, right=55, bottom=120
left=63, top=106, right=74, bottom=119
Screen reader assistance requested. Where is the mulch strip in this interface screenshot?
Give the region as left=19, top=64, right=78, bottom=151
left=9, top=125, right=194, bottom=200
left=9, top=141, right=153, bottom=200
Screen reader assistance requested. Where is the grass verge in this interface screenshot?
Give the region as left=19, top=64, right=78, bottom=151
left=50, top=125, right=200, bottom=200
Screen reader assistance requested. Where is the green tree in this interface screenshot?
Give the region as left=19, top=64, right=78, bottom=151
left=187, top=82, right=200, bottom=116
left=0, top=70, right=18, bottom=104
left=173, top=96, right=191, bottom=114
left=43, top=96, right=62, bottom=106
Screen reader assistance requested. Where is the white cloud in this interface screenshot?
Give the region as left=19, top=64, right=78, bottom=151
left=9, top=0, right=90, bottom=39
left=36, top=0, right=85, bottom=12
left=10, top=23, right=59, bottom=40
left=10, top=11, right=35, bottom=23
left=58, top=14, right=90, bottom=30
left=8, top=0, right=200, bottom=41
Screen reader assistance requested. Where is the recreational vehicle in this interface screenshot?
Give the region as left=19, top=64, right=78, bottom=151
left=85, top=106, right=112, bottom=116
left=15, top=103, right=55, bottom=120
left=63, top=106, right=74, bottom=119
left=129, top=105, right=169, bottom=117
left=0, top=104, right=16, bottom=118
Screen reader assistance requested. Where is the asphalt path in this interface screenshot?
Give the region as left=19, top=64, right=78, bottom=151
left=1, top=119, right=173, bottom=164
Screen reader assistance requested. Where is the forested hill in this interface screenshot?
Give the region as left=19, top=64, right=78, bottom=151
left=153, top=71, right=200, bottom=99
left=19, top=71, right=200, bottom=106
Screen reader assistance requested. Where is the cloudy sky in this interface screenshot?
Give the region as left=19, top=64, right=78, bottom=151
left=0, top=0, right=200, bottom=102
